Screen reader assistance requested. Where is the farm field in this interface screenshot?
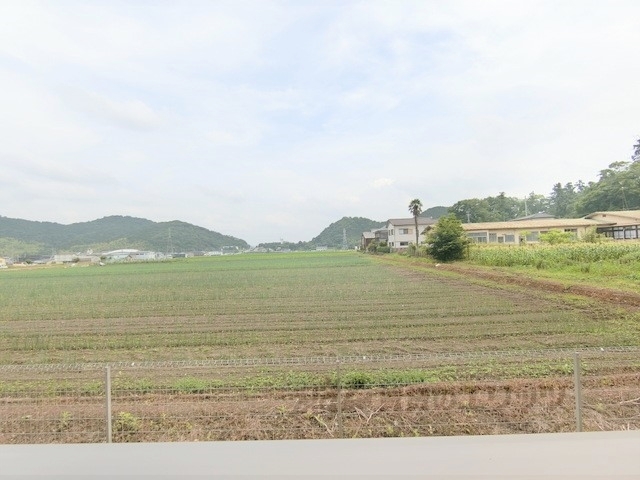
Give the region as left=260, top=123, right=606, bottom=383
left=1, top=251, right=639, bottom=442
left=464, top=241, right=640, bottom=295
left=1, top=251, right=639, bottom=365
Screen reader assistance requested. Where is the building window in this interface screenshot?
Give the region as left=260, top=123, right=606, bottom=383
left=399, top=241, right=409, bottom=246
left=390, top=229, right=394, bottom=235
left=399, top=228, right=411, bottom=235
left=467, top=232, right=488, bottom=243
left=489, top=233, right=497, bottom=243
left=504, top=234, right=515, bottom=243
left=526, top=231, right=539, bottom=242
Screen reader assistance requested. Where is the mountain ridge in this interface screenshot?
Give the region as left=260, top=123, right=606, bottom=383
left=1, top=207, right=452, bottom=257
left=0, top=215, right=249, bottom=257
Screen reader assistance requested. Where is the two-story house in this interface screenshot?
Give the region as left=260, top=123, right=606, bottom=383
left=387, top=217, right=437, bottom=251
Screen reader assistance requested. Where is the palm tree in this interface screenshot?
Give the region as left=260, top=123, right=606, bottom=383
left=408, top=198, right=423, bottom=252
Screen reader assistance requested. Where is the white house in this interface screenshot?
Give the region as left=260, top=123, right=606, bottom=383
left=387, top=217, right=437, bottom=251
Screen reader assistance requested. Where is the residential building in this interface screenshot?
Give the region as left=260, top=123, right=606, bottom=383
left=360, top=231, right=375, bottom=250
left=360, top=228, right=389, bottom=250
left=387, top=217, right=437, bottom=251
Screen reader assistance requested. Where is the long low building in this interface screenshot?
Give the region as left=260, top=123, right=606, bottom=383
left=585, top=210, right=640, bottom=240
left=461, top=217, right=610, bottom=244
left=362, top=210, right=640, bottom=250
left=463, top=210, right=640, bottom=244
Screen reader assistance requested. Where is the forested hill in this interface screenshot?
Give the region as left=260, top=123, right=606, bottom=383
left=311, top=217, right=386, bottom=249
left=0, top=215, right=249, bottom=256
left=421, top=206, right=449, bottom=219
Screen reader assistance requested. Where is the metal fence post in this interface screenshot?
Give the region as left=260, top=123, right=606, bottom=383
left=573, top=353, right=583, bottom=432
left=336, top=360, right=343, bottom=439
left=105, top=366, right=113, bottom=443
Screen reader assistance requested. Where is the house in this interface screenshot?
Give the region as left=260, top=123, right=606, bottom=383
left=360, top=231, right=375, bottom=250
left=462, top=218, right=610, bottom=244
left=387, top=217, right=437, bottom=251
left=360, top=228, right=389, bottom=250
left=584, top=210, right=640, bottom=240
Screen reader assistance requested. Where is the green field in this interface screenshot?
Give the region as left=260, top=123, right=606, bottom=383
left=1, top=251, right=638, bottom=365
left=466, top=242, right=640, bottom=293
left=2, top=251, right=640, bottom=442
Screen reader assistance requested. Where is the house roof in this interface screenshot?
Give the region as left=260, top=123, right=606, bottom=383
left=387, top=217, right=437, bottom=227
left=461, top=218, right=609, bottom=231
left=512, top=212, right=555, bottom=221
left=584, top=210, right=640, bottom=223
left=361, top=231, right=375, bottom=239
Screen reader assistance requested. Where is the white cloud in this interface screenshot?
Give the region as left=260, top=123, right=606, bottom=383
left=1, top=1, right=639, bottom=245
left=372, top=178, right=395, bottom=188
left=68, top=90, right=166, bottom=131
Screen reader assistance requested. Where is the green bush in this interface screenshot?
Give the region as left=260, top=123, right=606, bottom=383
left=114, top=411, right=140, bottom=435
left=173, top=376, right=208, bottom=394
left=342, top=371, right=373, bottom=389
left=425, top=215, right=469, bottom=262
left=539, top=230, right=574, bottom=244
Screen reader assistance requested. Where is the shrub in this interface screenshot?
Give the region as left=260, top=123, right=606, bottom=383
left=425, top=215, right=469, bottom=262
left=581, top=227, right=605, bottom=243
left=342, top=371, right=373, bottom=389
left=173, top=376, right=208, bottom=394
left=539, top=230, right=574, bottom=245
left=114, top=411, right=140, bottom=436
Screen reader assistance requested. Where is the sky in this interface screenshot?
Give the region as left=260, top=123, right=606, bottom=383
left=1, top=1, right=639, bottom=246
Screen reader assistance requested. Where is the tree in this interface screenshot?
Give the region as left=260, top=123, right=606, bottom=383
left=449, top=198, right=492, bottom=223
left=408, top=199, right=423, bottom=251
left=632, top=137, right=640, bottom=163
left=548, top=182, right=579, bottom=218
left=574, top=161, right=640, bottom=215
left=425, top=214, right=469, bottom=262
left=523, top=192, right=550, bottom=216
left=450, top=193, right=527, bottom=223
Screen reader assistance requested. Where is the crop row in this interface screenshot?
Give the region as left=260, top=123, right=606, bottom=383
left=468, top=242, right=640, bottom=267
left=1, top=252, right=638, bottom=365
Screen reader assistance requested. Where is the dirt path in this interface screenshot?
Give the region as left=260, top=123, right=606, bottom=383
left=428, top=262, right=640, bottom=309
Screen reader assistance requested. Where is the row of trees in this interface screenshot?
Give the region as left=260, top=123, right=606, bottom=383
left=449, top=139, right=640, bottom=223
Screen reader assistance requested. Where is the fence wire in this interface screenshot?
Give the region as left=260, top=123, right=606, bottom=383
left=1, top=348, right=638, bottom=443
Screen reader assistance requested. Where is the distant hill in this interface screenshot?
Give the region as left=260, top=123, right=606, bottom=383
left=0, top=215, right=249, bottom=258
left=421, top=206, right=449, bottom=219
left=310, top=217, right=385, bottom=249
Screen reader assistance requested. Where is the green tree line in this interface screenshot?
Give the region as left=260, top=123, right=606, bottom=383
left=450, top=139, right=640, bottom=223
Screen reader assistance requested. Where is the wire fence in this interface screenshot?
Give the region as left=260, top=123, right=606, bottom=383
left=1, top=347, right=638, bottom=443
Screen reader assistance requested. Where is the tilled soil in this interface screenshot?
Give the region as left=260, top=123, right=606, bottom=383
left=1, top=374, right=638, bottom=443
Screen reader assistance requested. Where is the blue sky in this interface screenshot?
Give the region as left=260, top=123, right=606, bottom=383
left=1, top=1, right=639, bottom=245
